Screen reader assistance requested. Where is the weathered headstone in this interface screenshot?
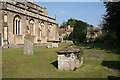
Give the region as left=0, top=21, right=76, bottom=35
left=24, top=34, right=34, bottom=55
left=57, top=46, right=83, bottom=71
left=86, top=53, right=101, bottom=60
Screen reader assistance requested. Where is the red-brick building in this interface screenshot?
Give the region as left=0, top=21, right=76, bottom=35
left=58, top=29, right=66, bottom=41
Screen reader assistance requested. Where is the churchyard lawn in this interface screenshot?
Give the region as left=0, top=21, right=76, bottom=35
left=2, top=42, right=120, bottom=78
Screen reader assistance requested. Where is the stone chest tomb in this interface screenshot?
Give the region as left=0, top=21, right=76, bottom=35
left=24, top=34, right=34, bottom=55
left=57, top=46, right=83, bottom=71
left=47, top=40, right=60, bottom=48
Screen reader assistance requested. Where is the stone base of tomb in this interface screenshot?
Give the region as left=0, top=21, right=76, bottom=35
left=57, top=47, right=84, bottom=71
left=58, top=54, right=82, bottom=71
left=47, top=40, right=60, bottom=48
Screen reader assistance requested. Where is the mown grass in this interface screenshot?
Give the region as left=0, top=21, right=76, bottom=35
left=2, top=42, right=120, bottom=78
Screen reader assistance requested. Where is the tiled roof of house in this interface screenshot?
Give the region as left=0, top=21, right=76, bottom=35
left=58, top=29, right=66, bottom=34
left=87, top=27, right=99, bottom=32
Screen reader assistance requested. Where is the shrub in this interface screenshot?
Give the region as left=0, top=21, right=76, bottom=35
left=63, top=34, right=69, bottom=41
left=73, top=20, right=87, bottom=43
left=94, top=33, right=117, bottom=43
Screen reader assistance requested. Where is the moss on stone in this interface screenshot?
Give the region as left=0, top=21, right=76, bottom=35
left=25, top=33, right=34, bottom=38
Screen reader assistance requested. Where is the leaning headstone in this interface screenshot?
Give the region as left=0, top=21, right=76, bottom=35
left=24, top=34, right=34, bottom=55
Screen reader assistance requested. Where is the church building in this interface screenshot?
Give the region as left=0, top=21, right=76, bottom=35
left=0, top=0, right=59, bottom=48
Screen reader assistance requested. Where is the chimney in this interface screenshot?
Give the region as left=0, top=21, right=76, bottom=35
left=68, top=25, right=70, bottom=29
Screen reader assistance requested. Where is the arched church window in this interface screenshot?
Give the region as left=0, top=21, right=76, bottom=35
left=49, top=24, right=52, bottom=31
left=49, top=24, right=53, bottom=40
left=41, top=22, right=44, bottom=36
left=13, top=15, right=21, bottom=35
left=29, top=19, right=34, bottom=36
left=38, top=22, right=41, bottom=40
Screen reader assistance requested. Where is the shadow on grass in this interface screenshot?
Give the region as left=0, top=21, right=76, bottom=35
left=75, top=43, right=120, bottom=54
left=107, top=76, right=120, bottom=80
left=51, top=60, right=58, bottom=69
left=94, top=43, right=120, bottom=54
left=102, top=61, right=120, bottom=70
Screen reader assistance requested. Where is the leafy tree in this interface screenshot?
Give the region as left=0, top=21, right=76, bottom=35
left=67, top=18, right=78, bottom=28
left=73, top=20, right=87, bottom=43
left=102, top=2, right=120, bottom=41
left=59, top=21, right=67, bottom=29
left=63, top=34, right=69, bottom=41
left=89, top=25, right=94, bottom=27
left=60, top=18, right=93, bottom=29
left=94, top=32, right=117, bottom=43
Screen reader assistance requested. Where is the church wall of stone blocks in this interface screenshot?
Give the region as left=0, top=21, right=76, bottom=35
left=0, top=1, right=59, bottom=47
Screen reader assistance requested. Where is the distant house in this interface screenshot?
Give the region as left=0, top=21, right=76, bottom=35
left=58, top=25, right=74, bottom=41
left=58, top=29, right=66, bottom=41
left=66, top=25, right=73, bottom=40
left=58, top=25, right=99, bottom=42
left=86, top=25, right=100, bottom=39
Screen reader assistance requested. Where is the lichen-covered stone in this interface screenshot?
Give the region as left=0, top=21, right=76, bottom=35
left=24, top=34, right=34, bottom=55
left=57, top=46, right=83, bottom=71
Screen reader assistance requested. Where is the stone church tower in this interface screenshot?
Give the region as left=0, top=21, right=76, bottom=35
left=0, top=0, right=59, bottom=48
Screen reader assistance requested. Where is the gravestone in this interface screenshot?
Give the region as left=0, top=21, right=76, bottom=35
left=86, top=53, right=101, bottom=60
left=24, top=34, right=34, bottom=55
